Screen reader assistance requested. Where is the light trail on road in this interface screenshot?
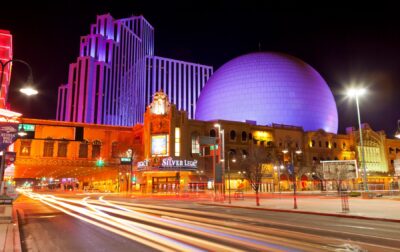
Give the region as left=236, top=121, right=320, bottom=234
left=21, top=191, right=397, bottom=252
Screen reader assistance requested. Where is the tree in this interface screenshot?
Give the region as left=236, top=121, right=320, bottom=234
left=240, top=143, right=277, bottom=206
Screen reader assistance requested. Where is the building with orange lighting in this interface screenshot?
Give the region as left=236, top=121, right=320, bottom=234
left=9, top=91, right=400, bottom=193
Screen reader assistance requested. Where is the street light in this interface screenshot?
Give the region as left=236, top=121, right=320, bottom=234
left=347, top=87, right=368, bottom=192
left=0, top=59, right=38, bottom=108
left=227, top=150, right=236, bottom=204
left=214, top=123, right=225, bottom=199
left=127, top=148, right=134, bottom=194
left=395, top=119, right=400, bottom=139
left=282, top=147, right=302, bottom=209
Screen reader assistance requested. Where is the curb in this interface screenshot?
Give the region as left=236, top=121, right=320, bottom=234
left=198, top=202, right=400, bottom=223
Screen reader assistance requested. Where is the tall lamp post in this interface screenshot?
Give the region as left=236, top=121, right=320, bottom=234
left=227, top=150, right=236, bottom=204
left=283, top=147, right=302, bottom=209
left=127, top=148, right=134, bottom=194
left=0, top=59, right=38, bottom=108
left=214, top=123, right=225, bottom=199
left=347, top=88, right=368, bottom=192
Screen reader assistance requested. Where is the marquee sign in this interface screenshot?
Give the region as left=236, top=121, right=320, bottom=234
left=137, top=157, right=198, bottom=171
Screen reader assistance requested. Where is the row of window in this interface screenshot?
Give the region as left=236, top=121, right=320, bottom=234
left=20, top=140, right=120, bottom=159
left=209, top=129, right=253, bottom=142
left=310, top=140, right=344, bottom=149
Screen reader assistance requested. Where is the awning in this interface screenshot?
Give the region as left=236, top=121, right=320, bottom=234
left=188, top=175, right=209, bottom=183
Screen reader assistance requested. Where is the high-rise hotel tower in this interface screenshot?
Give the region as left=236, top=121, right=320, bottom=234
left=56, top=14, right=213, bottom=126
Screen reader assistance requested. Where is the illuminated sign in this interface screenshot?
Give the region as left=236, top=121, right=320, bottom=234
left=151, top=135, right=168, bottom=156
left=162, top=157, right=197, bottom=168
left=137, top=160, right=150, bottom=168
left=253, top=131, right=270, bottom=141
left=18, top=124, right=35, bottom=132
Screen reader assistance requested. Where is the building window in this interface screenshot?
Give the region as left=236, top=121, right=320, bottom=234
left=111, top=142, right=119, bottom=158
left=210, top=129, right=216, bottom=138
left=333, top=142, right=337, bottom=148
left=57, top=141, right=68, bottom=157
left=318, top=141, right=322, bottom=147
left=230, top=130, right=236, bottom=141
left=241, top=131, right=247, bottom=142
left=334, top=156, right=338, bottom=160
left=79, top=141, right=89, bottom=158
left=248, top=133, right=252, bottom=140
left=175, top=128, right=180, bottom=156
left=325, top=141, right=329, bottom=148
left=311, top=140, right=315, bottom=147
left=43, top=140, right=54, bottom=157
left=191, top=133, right=200, bottom=154
left=342, top=142, right=346, bottom=149
left=20, top=140, right=32, bottom=156
left=92, top=140, right=101, bottom=158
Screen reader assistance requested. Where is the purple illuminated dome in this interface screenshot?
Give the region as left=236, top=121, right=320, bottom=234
left=195, top=52, right=338, bottom=133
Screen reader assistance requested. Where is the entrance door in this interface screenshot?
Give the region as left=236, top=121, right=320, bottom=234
left=152, top=177, right=179, bottom=193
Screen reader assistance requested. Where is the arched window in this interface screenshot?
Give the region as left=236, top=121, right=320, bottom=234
left=92, top=140, right=102, bottom=158
left=325, top=141, right=329, bottom=148
left=191, top=133, right=200, bottom=154
left=20, top=140, right=32, bottom=156
left=248, top=133, right=252, bottom=140
left=79, top=140, right=89, bottom=158
left=210, top=129, right=216, bottom=138
left=241, top=131, right=247, bottom=142
left=230, top=130, right=236, bottom=141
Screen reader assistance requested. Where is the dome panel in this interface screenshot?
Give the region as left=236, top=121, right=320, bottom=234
left=195, top=52, right=338, bottom=133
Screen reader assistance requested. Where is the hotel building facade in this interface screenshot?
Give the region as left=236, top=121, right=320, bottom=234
left=56, top=14, right=212, bottom=126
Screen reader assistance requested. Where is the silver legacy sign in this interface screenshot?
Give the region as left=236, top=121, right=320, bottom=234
left=162, top=158, right=197, bottom=168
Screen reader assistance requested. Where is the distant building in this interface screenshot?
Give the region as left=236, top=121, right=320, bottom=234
left=56, top=14, right=212, bottom=126
left=0, top=30, right=13, bottom=108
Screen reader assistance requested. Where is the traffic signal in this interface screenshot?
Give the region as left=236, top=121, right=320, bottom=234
left=96, top=158, right=105, bottom=167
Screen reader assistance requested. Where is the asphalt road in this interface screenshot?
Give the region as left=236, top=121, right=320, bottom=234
left=14, top=193, right=400, bottom=252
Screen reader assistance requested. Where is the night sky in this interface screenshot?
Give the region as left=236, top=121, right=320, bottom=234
left=1, top=1, right=399, bottom=136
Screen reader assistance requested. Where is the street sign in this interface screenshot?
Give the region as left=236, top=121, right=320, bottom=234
left=120, top=157, right=132, bottom=165
left=287, top=164, right=294, bottom=174
left=0, top=122, right=19, bottom=151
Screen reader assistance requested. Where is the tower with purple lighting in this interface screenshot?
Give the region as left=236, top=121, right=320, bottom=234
left=195, top=52, right=338, bottom=133
left=57, top=14, right=212, bottom=126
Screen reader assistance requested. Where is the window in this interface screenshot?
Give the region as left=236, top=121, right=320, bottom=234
left=111, top=142, right=119, bottom=158
left=20, top=140, right=32, bottom=156
left=210, top=129, right=216, bottom=137
left=325, top=141, right=329, bottom=148
left=191, top=133, right=200, bottom=154
left=175, top=128, right=180, bottom=156
left=230, top=130, right=236, bottom=141
left=241, top=131, right=247, bottom=142
left=57, top=141, right=68, bottom=157
left=318, top=141, right=322, bottom=147
left=334, top=157, right=338, bottom=160
left=342, top=142, right=346, bottom=149
left=333, top=142, right=337, bottom=148
left=92, top=140, right=102, bottom=158
left=248, top=133, right=252, bottom=140
left=79, top=141, right=89, bottom=158
left=311, top=140, right=315, bottom=147
left=43, top=140, right=54, bottom=157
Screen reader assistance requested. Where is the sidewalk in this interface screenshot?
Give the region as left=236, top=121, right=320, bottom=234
left=0, top=208, right=21, bottom=252
left=200, top=194, right=400, bottom=222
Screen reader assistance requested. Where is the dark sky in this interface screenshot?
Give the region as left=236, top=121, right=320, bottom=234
left=1, top=1, right=399, bottom=136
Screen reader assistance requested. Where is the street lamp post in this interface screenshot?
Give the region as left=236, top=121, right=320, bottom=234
left=0, top=59, right=37, bottom=108
left=214, top=123, right=225, bottom=200
left=347, top=88, right=368, bottom=192
left=283, top=147, right=302, bottom=209
left=127, top=148, right=134, bottom=194
left=227, top=150, right=236, bottom=204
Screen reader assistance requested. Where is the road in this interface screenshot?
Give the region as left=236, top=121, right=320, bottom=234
left=14, top=192, right=400, bottom=251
